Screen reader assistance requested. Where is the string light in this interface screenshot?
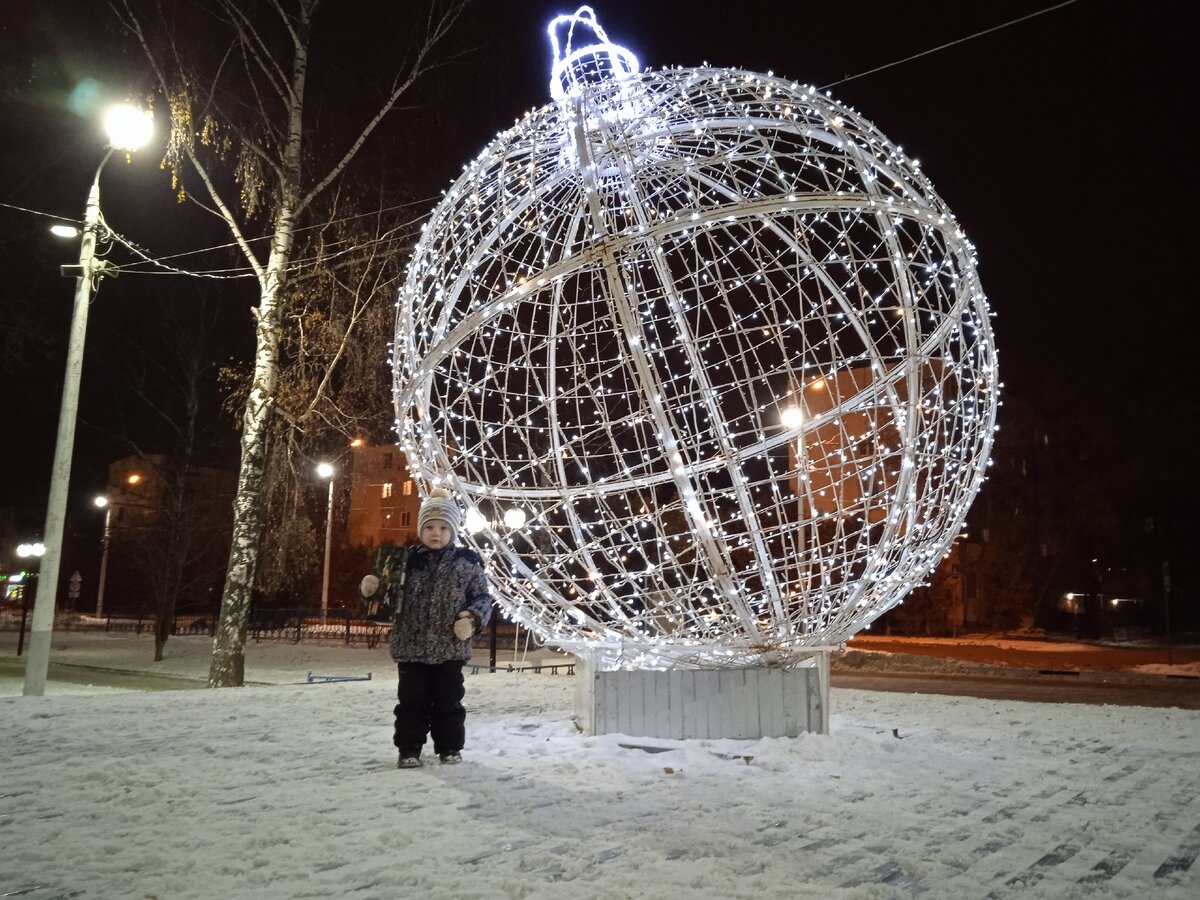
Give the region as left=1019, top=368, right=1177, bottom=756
left=394, top=8, right=998, bottom=670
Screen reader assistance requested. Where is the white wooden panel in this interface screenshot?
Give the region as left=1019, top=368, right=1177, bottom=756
left=762, top=667, right=784, bottom=737
left=782, top=665, right=807, bottom=734
left=732, top=670, right=753, bottom=740
left=574, top=656, right=595, bottom=736
left=713, top=671, right=731, bottom=738
left=601, top=664, right=618, bottom=735
left=698, top=671, right=719, bottom=739
left=579, top=665, right=826, bottom=739
left=655, top=671, right=672, bottom=738
left=734, top=672, right=753, bottom=739
left=668, top=670, right=684, bottom=738
left=623, top=670, right=639, bottom=735
left=807, top=661, right=821, bottom=730
left=686, top=671, right=706, bottom=739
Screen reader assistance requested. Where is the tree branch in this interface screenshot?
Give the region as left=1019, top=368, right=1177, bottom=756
left=115, top=0, right=270, bottom=283
left=296, top=0, right=468, bottom=215
left=220, top=0, right=295, bottom=108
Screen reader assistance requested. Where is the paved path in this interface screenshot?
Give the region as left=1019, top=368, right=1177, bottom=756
left=833, top=670, right=1200, bottom=708
left=0, top=656, right=207, bottom=692
left=847, top=636, right=1200, bottom=670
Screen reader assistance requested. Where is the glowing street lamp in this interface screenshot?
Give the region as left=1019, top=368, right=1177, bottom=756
left=24, top=103, right=153, bottom=697
left=316, top=462, right=335, bottom=625
left=781, top=388, right=811, bottom=599
left=93, top=495, right=112, bottom=617
left=14, top=542, right=45, bottom=658
left=103, top=104, right=154, bottom=154
left=780, top=403, right=804, bottom=430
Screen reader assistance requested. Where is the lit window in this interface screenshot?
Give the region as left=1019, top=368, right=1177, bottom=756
left=403, top=480, right=413, bottom=496
left=382, top=483, right=393, bottom=498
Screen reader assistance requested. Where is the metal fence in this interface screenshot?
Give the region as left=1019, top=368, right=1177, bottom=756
left=1, top=606, right=537, bottom=654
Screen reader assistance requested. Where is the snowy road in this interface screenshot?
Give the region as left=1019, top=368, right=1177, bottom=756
left=833, top=669, right=1200, bottom=708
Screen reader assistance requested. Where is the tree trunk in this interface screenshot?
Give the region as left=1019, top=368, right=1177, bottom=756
left=209, top=6, right=309, bottom=688
left=208, top=267, right=287, bottom=686
left=154, top=557, right=184, bottom=662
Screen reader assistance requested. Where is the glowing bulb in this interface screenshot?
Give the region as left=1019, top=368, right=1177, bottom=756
left=464, top=508, right=487, bottom=535
left=103, top=104, right=153, bottom=152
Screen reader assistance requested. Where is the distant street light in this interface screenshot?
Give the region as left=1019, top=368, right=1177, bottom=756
left=453, top=506, right=524, bottom=672
left=316, top=462, right=335, bottom=626
left=94, top=495, right=112, bottom=617
left=14, top=541, right=45, bottom=657
left=781, top=384, right=812, bottom=597
left=23, top=103, right=153, bottom=697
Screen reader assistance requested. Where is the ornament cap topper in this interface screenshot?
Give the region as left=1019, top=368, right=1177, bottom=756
left=548, top=6, right=640, bottom=101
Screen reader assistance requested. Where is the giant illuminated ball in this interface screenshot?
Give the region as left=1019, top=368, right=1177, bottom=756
left=394, top=8, right=998, bottom=669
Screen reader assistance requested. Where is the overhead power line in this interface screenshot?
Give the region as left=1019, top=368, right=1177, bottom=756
left=821, top=0, right=1082, bottom=89
left=7, top=2, right=1081, bottom=278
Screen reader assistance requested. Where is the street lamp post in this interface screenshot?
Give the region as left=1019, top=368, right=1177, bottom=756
left=15, top=542, right=46, bottom=657
left=464, top=507, right=528, bottom=672
left=94, top=495, right=112, bottom=617
left=317, top=462, right=335, bottom=626
left=497, top=508, right=527, bottom=672
left=23, top=105, right=153, bottom=697
left=781, top=387, right=812, bottom=612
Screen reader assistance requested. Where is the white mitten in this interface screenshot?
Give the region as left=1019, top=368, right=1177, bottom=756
left=359, top=574, right=380, bottom=598
left=453, top=613, right=475, bottom=641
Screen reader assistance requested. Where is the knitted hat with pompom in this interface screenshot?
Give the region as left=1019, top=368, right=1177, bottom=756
left=418, top=487, right=462, bottom=543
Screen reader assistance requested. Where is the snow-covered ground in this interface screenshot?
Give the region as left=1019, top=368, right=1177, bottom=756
left=2, top=632, right=1199, bottom=899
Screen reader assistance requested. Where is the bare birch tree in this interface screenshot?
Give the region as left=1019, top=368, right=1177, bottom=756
left=224, top=186, right=409, bottom=609
left=114, top=0, right=468, bottom=685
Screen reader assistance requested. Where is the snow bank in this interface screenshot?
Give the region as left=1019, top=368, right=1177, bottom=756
left=2, top=633, right=1198, bottom=898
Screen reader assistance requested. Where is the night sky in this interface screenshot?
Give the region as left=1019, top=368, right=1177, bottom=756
left=0, top=1, right=1192, bottom=566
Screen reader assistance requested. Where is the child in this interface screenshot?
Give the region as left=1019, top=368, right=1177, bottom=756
left=359, top=488, right=492, bottom=767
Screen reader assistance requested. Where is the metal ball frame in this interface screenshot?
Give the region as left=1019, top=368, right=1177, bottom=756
left=394, top=22, right=998, bottom=670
